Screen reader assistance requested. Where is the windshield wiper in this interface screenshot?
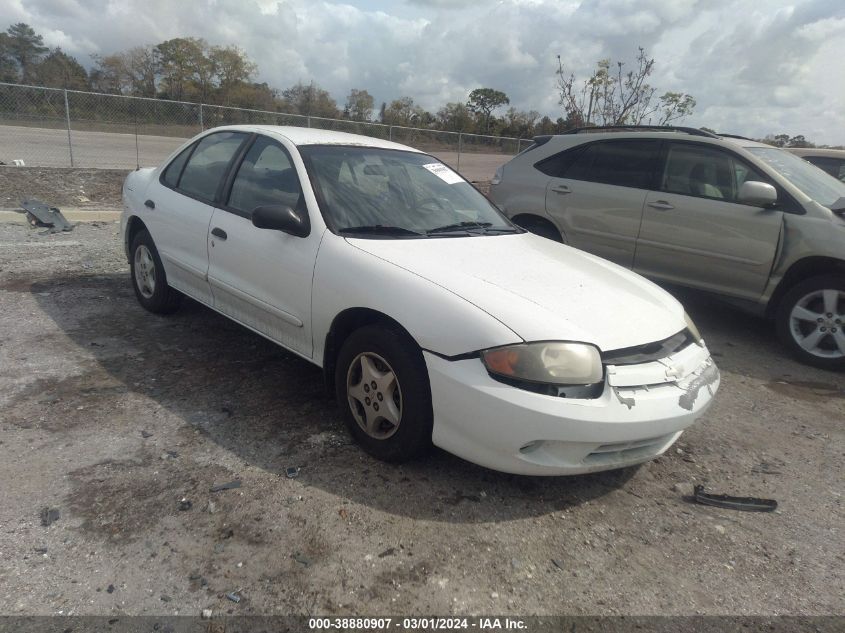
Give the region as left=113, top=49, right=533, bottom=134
left=426, top=221, right=520, bottom=235
left=339, top=225, right=423, bottom=236
left=427, top=221, right=492, bottom=234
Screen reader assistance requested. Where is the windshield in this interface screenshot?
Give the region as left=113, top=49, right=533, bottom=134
left=746, top=146, right=845, bottom=209
left=299, top=145, right=519, bottom=237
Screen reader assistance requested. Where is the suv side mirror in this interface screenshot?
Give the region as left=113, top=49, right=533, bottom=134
left=738, top=181, right=777, bottom=207
left=252, top=205, right=310, bottom=237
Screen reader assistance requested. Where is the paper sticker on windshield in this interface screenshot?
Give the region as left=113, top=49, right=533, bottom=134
left=422, top=162, right=463, bottom=184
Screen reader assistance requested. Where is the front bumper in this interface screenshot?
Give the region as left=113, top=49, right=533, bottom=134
left=425, top=341, right=719, bottom=475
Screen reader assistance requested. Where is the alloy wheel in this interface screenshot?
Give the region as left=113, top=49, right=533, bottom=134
left=788, top=288, right=845, bottom=359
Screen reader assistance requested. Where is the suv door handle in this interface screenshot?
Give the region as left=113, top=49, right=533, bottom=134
left=211, top=227, right=227, bottom=240
left=648, top=200, right=674, bottom=211
left=144, top=199, right=155, bottom=209
left=551, top=185, right=571, bottom=195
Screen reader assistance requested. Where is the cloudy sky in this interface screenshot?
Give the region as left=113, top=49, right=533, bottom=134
left=4, top=0, right=845, bottom=144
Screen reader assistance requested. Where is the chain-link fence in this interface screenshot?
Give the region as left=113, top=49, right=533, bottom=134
left=0, top=82, right=530, bottom=180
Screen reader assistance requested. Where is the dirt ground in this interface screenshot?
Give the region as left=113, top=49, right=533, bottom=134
left=0, top=217, right=843, bottom=619
left=0, top=165, right=127, bottom=209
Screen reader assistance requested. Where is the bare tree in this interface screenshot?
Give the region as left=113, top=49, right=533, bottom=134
left=556, top=47, right=695, bottom=128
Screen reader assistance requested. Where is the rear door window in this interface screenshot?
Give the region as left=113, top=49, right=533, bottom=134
left=178, top=131, right=248, bottom=202
left=546, top=140, right=659, bottom=189
left=162, top=144, right=194, bottom=188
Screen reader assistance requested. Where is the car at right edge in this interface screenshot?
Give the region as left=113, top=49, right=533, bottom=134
left=489, top=126, right=845, bottom=370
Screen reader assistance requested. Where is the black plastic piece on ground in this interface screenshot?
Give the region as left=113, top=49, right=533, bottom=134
left=690, top=485, right=778, bottom=512
left=20, top=199, right=75, bottom=232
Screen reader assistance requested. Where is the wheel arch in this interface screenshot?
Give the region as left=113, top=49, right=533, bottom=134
left=767, top=256, right=845, bottom=317
left=322, top=307, right=419, bottom=393
left=511, top=213, right=564, bottom=241
left=125, top=215, right=149, bottom=261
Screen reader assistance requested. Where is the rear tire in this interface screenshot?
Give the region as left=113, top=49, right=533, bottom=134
left=335, top=325, right=433, bottom=462
left=776, top=275, right=845, bottom=370
left=129, top=229, right=182, bottom=315
left=516, top=217, right=563, bottom=242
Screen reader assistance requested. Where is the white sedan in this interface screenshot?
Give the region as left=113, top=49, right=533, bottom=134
left=121, top=125, right=719, bottom=475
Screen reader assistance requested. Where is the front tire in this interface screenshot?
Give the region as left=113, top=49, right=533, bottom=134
left=334, top=325, right=433, bottom=462
left=776, top=275, right=845, bottom=370
left=129, top=229, right=182, bottom=315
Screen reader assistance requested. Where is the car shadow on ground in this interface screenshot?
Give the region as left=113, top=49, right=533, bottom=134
left=21, top=272, right=659, bottom=522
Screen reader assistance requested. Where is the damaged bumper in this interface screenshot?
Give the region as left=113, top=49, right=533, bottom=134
left=425, top=342, right=719, bottom=476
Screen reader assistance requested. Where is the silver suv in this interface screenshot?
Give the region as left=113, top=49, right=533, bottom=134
left=489, top=126, right=845, bottom=370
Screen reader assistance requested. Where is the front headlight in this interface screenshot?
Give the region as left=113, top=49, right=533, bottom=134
left=480, top=341, right=603, bottom=385
left=684, top=312, right=703, bottom=345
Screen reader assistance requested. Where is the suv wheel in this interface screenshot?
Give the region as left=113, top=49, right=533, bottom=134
left=129, top=229, right=182, bottom=314
left=335, top=325, right=433, bottom=462
left=776, top=275, right=845, bottom=370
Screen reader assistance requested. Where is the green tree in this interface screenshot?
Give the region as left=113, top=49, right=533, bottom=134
left=32, top=48, right=88, bottom=89
left=0, top=33, right=17, bottom=81
left=556, top=47, right=695, bottom=127
left=155, top=37, right=209, bottom=101
left=209, top=45, right=256, bottom=105
left=383, top=96, right=428, bottom=126
left=281, top=81, right=338, bottom=118
left=436, top=102, right=473, bottom=132
left=467, top=88, right=509, bottom=133
left=344, top=88, right=374, bottom=121
left=5, top=23, right=48, bottom=82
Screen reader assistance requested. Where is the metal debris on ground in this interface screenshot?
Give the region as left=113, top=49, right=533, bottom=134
left=210, top=480, right=242, bottom=492
left=689, top=485, right=778, bottom=512
left=285, top=467, right=300, bottom=479
left=551, top=558, right=564, bottom=571
left=225, top=592, right=241, bottom=603
left=40, top=507, right=60, bottom=526
left=178, top=498, right=192, bottom=511
left=19, top=199, right=75, bottom=233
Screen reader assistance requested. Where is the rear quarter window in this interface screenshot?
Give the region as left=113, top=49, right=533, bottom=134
left=536, top=140, right=660, bottom=189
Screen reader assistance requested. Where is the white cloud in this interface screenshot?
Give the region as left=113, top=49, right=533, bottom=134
left=6, top=0, right=845, bottom=143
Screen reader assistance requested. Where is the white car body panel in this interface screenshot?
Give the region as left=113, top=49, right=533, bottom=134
left=311, top=233, right=523, bottom=360
left=346, top=232, right=686, bottom=352
left=121, top=125, right=720, bottom=476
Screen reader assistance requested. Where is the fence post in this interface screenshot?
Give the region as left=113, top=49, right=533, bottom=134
left=307, top=116, right=311, bottom=128
left=199, top=103, right=204, bottom=131
left=63, top=89, right=74, bottom=167
left=389, top=126, right=393, bottom=142
left=457, top=133, right=463, bottom=174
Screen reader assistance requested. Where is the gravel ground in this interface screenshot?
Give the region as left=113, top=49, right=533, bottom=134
left=0, top=220, right=843, bottom=619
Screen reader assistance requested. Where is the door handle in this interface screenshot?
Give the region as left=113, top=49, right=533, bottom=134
left=648, top=200, right=674, bottom=211
left=211, top=227, right=227, bottom=240
left=551, top=185, right=571, bottom=195
left=144, top=199, right=155, bottom=209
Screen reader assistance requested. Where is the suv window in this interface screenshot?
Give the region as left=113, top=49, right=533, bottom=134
left=162, top=144, right=194, bottom=188
left=178, top=131, right=248, bottom=202
left=228, top=136, right=303, bottom=215
left=544, top=140, right=659, bottom=189
left=805, top=156, right=845, bottom=182
left=662, top=143, right=767, bottom=202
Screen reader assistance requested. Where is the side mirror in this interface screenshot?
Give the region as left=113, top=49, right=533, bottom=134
left=738, top=181, right=777, bottom=207
left=252, top=205, right=310, bottom=237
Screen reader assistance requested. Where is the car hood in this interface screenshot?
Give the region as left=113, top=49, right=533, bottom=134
left=346, top=233, right=686, bottom=352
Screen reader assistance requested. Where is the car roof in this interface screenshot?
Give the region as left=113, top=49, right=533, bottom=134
left=205, top=124, right=422, bottom=152
left=787, top=147, right=845, bottom=158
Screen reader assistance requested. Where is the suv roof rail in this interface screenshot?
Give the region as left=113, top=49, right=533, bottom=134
left=716, top=133, right=756, bottom=141
left=561, top=125, right=719, bottom=138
